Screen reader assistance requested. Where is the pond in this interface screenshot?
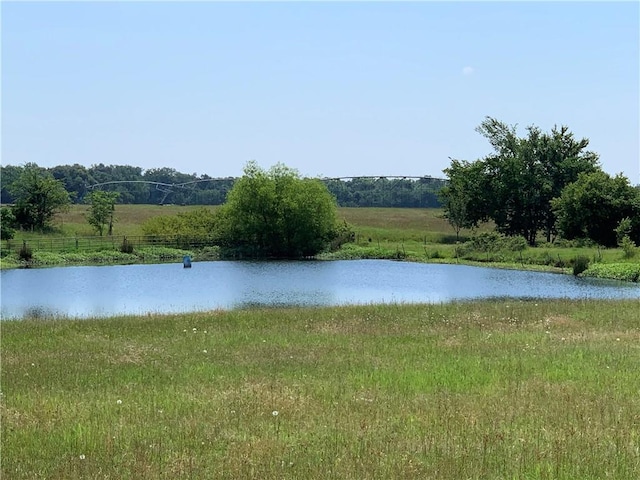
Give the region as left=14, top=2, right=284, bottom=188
left=1, top=260, right=639, bottom=319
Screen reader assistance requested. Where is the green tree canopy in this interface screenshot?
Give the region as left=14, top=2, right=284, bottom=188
left=440, top=159, right=492, bottom=239
left=2, top=162, right=447, bottom=208
left=441, top=117, right=601, bottom=245
left=86, top=190, right=120, bottom=236
left=215, top=161, right=340, bottom=258
left=9, top=164, right=72, bottom=231
left=50, top=164, right=97, bottom=203
left=551, top=171, right=640, bottom=247
left=1, top=207, right=16, bottom=240
left=0, top=165, right=24, bottom=204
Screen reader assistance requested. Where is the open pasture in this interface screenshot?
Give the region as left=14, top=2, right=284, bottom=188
left=46, top=205, right=456, bottom=240
left=2, top=299, right=639, bottom=479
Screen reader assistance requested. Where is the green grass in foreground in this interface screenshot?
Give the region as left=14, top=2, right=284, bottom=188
left=2, top=299, right=640, bottom=479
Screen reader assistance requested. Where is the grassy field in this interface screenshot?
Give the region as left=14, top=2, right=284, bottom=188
left=2, top=299, right=640, bottom=479
left=12, top=204, right=217, bottom=239
left=11, top=204, right=445, bottom=239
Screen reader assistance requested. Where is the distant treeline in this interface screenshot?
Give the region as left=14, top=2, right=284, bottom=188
left=1, top=164, right=447, bottom=208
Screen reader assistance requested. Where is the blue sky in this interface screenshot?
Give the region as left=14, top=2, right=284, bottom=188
left=2, top=1, right=639, bottom=183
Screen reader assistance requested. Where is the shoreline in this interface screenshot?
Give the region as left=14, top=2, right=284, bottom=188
left=1, top=246, right=637, bottom=283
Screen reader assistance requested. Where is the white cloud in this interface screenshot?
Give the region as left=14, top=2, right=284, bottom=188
left=462, top=66, right=475, bottom=76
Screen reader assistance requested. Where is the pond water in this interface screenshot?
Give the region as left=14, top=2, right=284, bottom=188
left=1, top=260, right=639, bottom=319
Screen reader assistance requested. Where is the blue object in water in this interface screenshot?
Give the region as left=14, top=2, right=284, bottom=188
left=183, top=255, right=192, bottom=268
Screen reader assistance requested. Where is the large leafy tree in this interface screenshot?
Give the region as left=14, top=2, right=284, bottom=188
left=86, top=190, right=120, bottom=236
left=552, top=171, right=640, bottom=247
left=215, top=161, right=340, bottom=258
left=440, top=117, right=600, bottom=245
left=529, top=125, right=601, bottom=242
left=9, top=164, right=72, bottom=231
left=440, top=159, right=492, bottom=239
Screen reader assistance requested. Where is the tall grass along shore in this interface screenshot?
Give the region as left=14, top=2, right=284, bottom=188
left=2, top=299, right=639, bottom=479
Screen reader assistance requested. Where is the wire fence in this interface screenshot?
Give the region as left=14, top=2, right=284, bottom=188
left=2, top=235, right=219, bottom=254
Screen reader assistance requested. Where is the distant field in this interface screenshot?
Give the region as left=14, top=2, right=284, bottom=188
left=46, top=204, right=474, bottom=240
left=50, top=204, right=220, bottom=237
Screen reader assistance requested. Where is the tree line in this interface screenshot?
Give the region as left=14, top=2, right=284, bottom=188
left=2, top=117, right=638, bottom=252
left=0, top=164, right=236, bottom=206
left=0, top=163, right=446, bottom=208
left=439, top=117, right=640, bottom=248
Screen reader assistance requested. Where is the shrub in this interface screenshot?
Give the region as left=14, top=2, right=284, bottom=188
left=468, top=232, right=501, bottom=253
left=320, top=243, right=400, bottom=260
left=619, top=235, right=637, bottom=259
left=18, top=242, right=33, bottom=261
left=142, top=208, right=217, bottom=247
left=503, top=235, right=528, bottom=253
left=457, top=232, right=527, bottom=263
left=329, top=220, right=356, bottom=251
left=120, top=237, right=134, bottom=254
left=615, top=217, right=633, bottom=245
left=572, top=255, right=590, bottom=276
